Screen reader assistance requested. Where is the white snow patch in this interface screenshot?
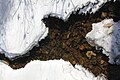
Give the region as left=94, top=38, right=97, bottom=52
left=86, top=19, right=120, bottom=64
left=0, top=59, right=106, bottom=80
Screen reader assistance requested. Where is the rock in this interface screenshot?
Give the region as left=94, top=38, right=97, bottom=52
left=86, top=51, right=96, bottom=59
left=100, top=60, right=105, bottom=65
left=101, top=12, right=108, bottom=18
left=79, top=45, right=85, bottom=50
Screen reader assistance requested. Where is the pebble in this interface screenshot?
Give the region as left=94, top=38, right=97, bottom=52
left=100, top=60, right=105, bottom=64
left=86, top=51, right=96, bottom=59
left=79, top=45, right=85, bottom=50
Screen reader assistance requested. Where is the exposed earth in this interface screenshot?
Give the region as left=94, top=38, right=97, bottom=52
left=0, top=1, right=120, bottom=80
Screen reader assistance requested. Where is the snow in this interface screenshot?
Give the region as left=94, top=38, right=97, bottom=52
left=0, top=0, right=109, bottom=59
left=86, top=19, right=120, bottom=64
left=0, top=0, right=114, bottom=79
left=0, top=59, right=106, bottom=80
left=0, top=0, right=49, bottom=58
left=77, top=0, right=107, bottom=14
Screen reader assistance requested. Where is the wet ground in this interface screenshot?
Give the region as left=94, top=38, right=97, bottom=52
left=0, top=1, right=120, bottom=80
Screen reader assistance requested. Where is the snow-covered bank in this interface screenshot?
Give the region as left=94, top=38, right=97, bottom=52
left=0, top=0, right=109, bottom=59
left=0, top=0, right=49, bottom=58
left=0, top=59, right=106, bottom=80
left=86, top=19, right=120, bottom=64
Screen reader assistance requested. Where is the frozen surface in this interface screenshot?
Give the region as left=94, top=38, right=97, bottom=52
left=86, top=19, right=120, bottom=64
left=0, top=0, right=49, bottom=58
left=0, top=0, right=109, bottom=59
left=0, top=59, right=106, bottom=80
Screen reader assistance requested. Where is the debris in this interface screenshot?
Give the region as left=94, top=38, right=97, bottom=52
left=79, top=45, right=85, bottom=50
left=100, top=60, right=105, bottom=65
left=101, top=12, right=108, bottom=18
left=86, top=51, right=96, bottom=59
left=103, top=23, right=113, bottom=28
left=1, top=60, right=9, bottom=65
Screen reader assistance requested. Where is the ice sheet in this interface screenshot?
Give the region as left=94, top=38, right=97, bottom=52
left=0, top=59, right=106, bottom=80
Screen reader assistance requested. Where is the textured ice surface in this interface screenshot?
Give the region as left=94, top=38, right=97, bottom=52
left=0, top=0, right=49, bottom=58
left=0, top=0, right=108, bottom=59
left=0, top=59, right=106, bottom=80
left=86, top=19, right=120, bottom=64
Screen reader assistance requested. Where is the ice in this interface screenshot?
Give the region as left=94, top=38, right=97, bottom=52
left=0, top=0, right=49, bottom=58
left=86, top=19, right=120, bottom=64
left=0, top=59, right=106, bottom=80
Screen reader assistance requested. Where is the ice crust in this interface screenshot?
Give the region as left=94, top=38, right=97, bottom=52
left=86, top=19, right=120, bottom=64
